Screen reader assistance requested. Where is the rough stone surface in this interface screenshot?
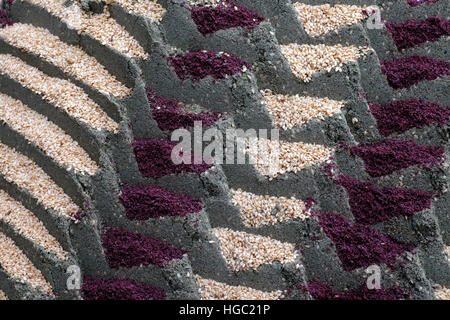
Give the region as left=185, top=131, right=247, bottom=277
left=0, top=0, right=448, bottom=301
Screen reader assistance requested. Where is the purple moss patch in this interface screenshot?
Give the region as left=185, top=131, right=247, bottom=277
left=72, top=210, right=94, bottom=221
left=369, top=99, right=450, bottom=136
left=146, top=89, right=222, bottom=131
left=119, top=184, right=203, bottom=220
left=381, top=55, right=450, bottom=89
left=304, top=197, right=316, bottom=211
left=317, top=212, right=415, bottom=271
left=337, top=175, right=433, bottom=224
left=167, top=51, right=251, bottom=81
left=344, top=284, right=410, bottom=300
left=190, top=1, right=264, bottom=35
left=81, top=277, right=166, bottom=300
left=132, top=138, right=212, bottom=179
left=102, top=227, right=186, bottom=269
left=0, top=9, right=14, bottom=28
left=304, top=280, right=409, bottom=300
left=349, top=139, right=445, bottom=177
left=301, top=280, right=338, bottom=300
left=385, top=17, right=449, bottom=50
left=407, top=0, right=439, bottom=7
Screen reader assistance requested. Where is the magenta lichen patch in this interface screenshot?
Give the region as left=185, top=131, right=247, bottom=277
left=304, top=197, right=316, bottom=211
left=81, top=277, right=166, bottom=300
left=407, top=0, right=439, bottom=7
left=303, top=280, right=409, bottom=300
left=349, top=139, right=445, bottom=177
left=369, top=99, right=450, bottom=136
left=72, top=210, right=94, bottom=221
left=132, top=138, right=212, bottom=179
left=102, top=227, right=186, bottom=268
left=167, top=51, right=251, bottom=81
left=317, top=212, right=415, bottom=271
left=381, top=55, right=450, bottom=89
left=385, top=17, right=449, bottom=50
left=0, top=10, right=13, bottom=28
left=146, top=89, right=222, bottom=131
left=337, top=175, right=433, bottom=224
left=190, top=1, right=264, bottom=35
left=119, top=184, right=203, bottom=220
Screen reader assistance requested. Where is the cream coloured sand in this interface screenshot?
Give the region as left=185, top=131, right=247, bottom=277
left=25, top=0, right=147, bottom=59
left=246, top=138, right=332, bottom=178
left=435, top=287, right=450, bottom=300
left=0, top=23, right=131, bottom=97
left=261, top=89, right=345, bottom=130
left=231, top=188, right=310, bottom=227
left=0, top=189, right=67, bottom=260
left=294, top=3, right=367, bottom=37
left=0, top=93, right=98, bottom=175
left=0, top=231, right=52, bottom=295
left=212, top=227, right=297, bottom=271
left=196, top=275, right=282, bottom=300
left=0, top=142, right=80, bottom=219
left=0, top=54, right=119, bottom=132
left=105, top=0, right=166, bottom=21
left=280, top=43, right=370, bottom=82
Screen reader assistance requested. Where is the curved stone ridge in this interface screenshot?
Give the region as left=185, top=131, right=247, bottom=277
left=81, top=277, right=166, bottom=300
left=196, top=276, right=282, bottom=300
left=0, top=231, right=52, bottom=295
left=293, top=3, right=367, bottom=37
left=280, top=44, right=370, bottom=82
left=0, top=23, right=131, bottom=97
left=212, top=227, right=297, bottom=271
left=0, top=54, right=119, bottom=132
left=0, top=142, right=80, bottom=218
left=261, top=89, right=345, bottom=130
left=0, top=93, right=98, bottom=175
left=231, top=188, right=309, bottom=227
left=25, top=0, right=147, bottom=59
left=0, top=189, right=67, bottom=260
